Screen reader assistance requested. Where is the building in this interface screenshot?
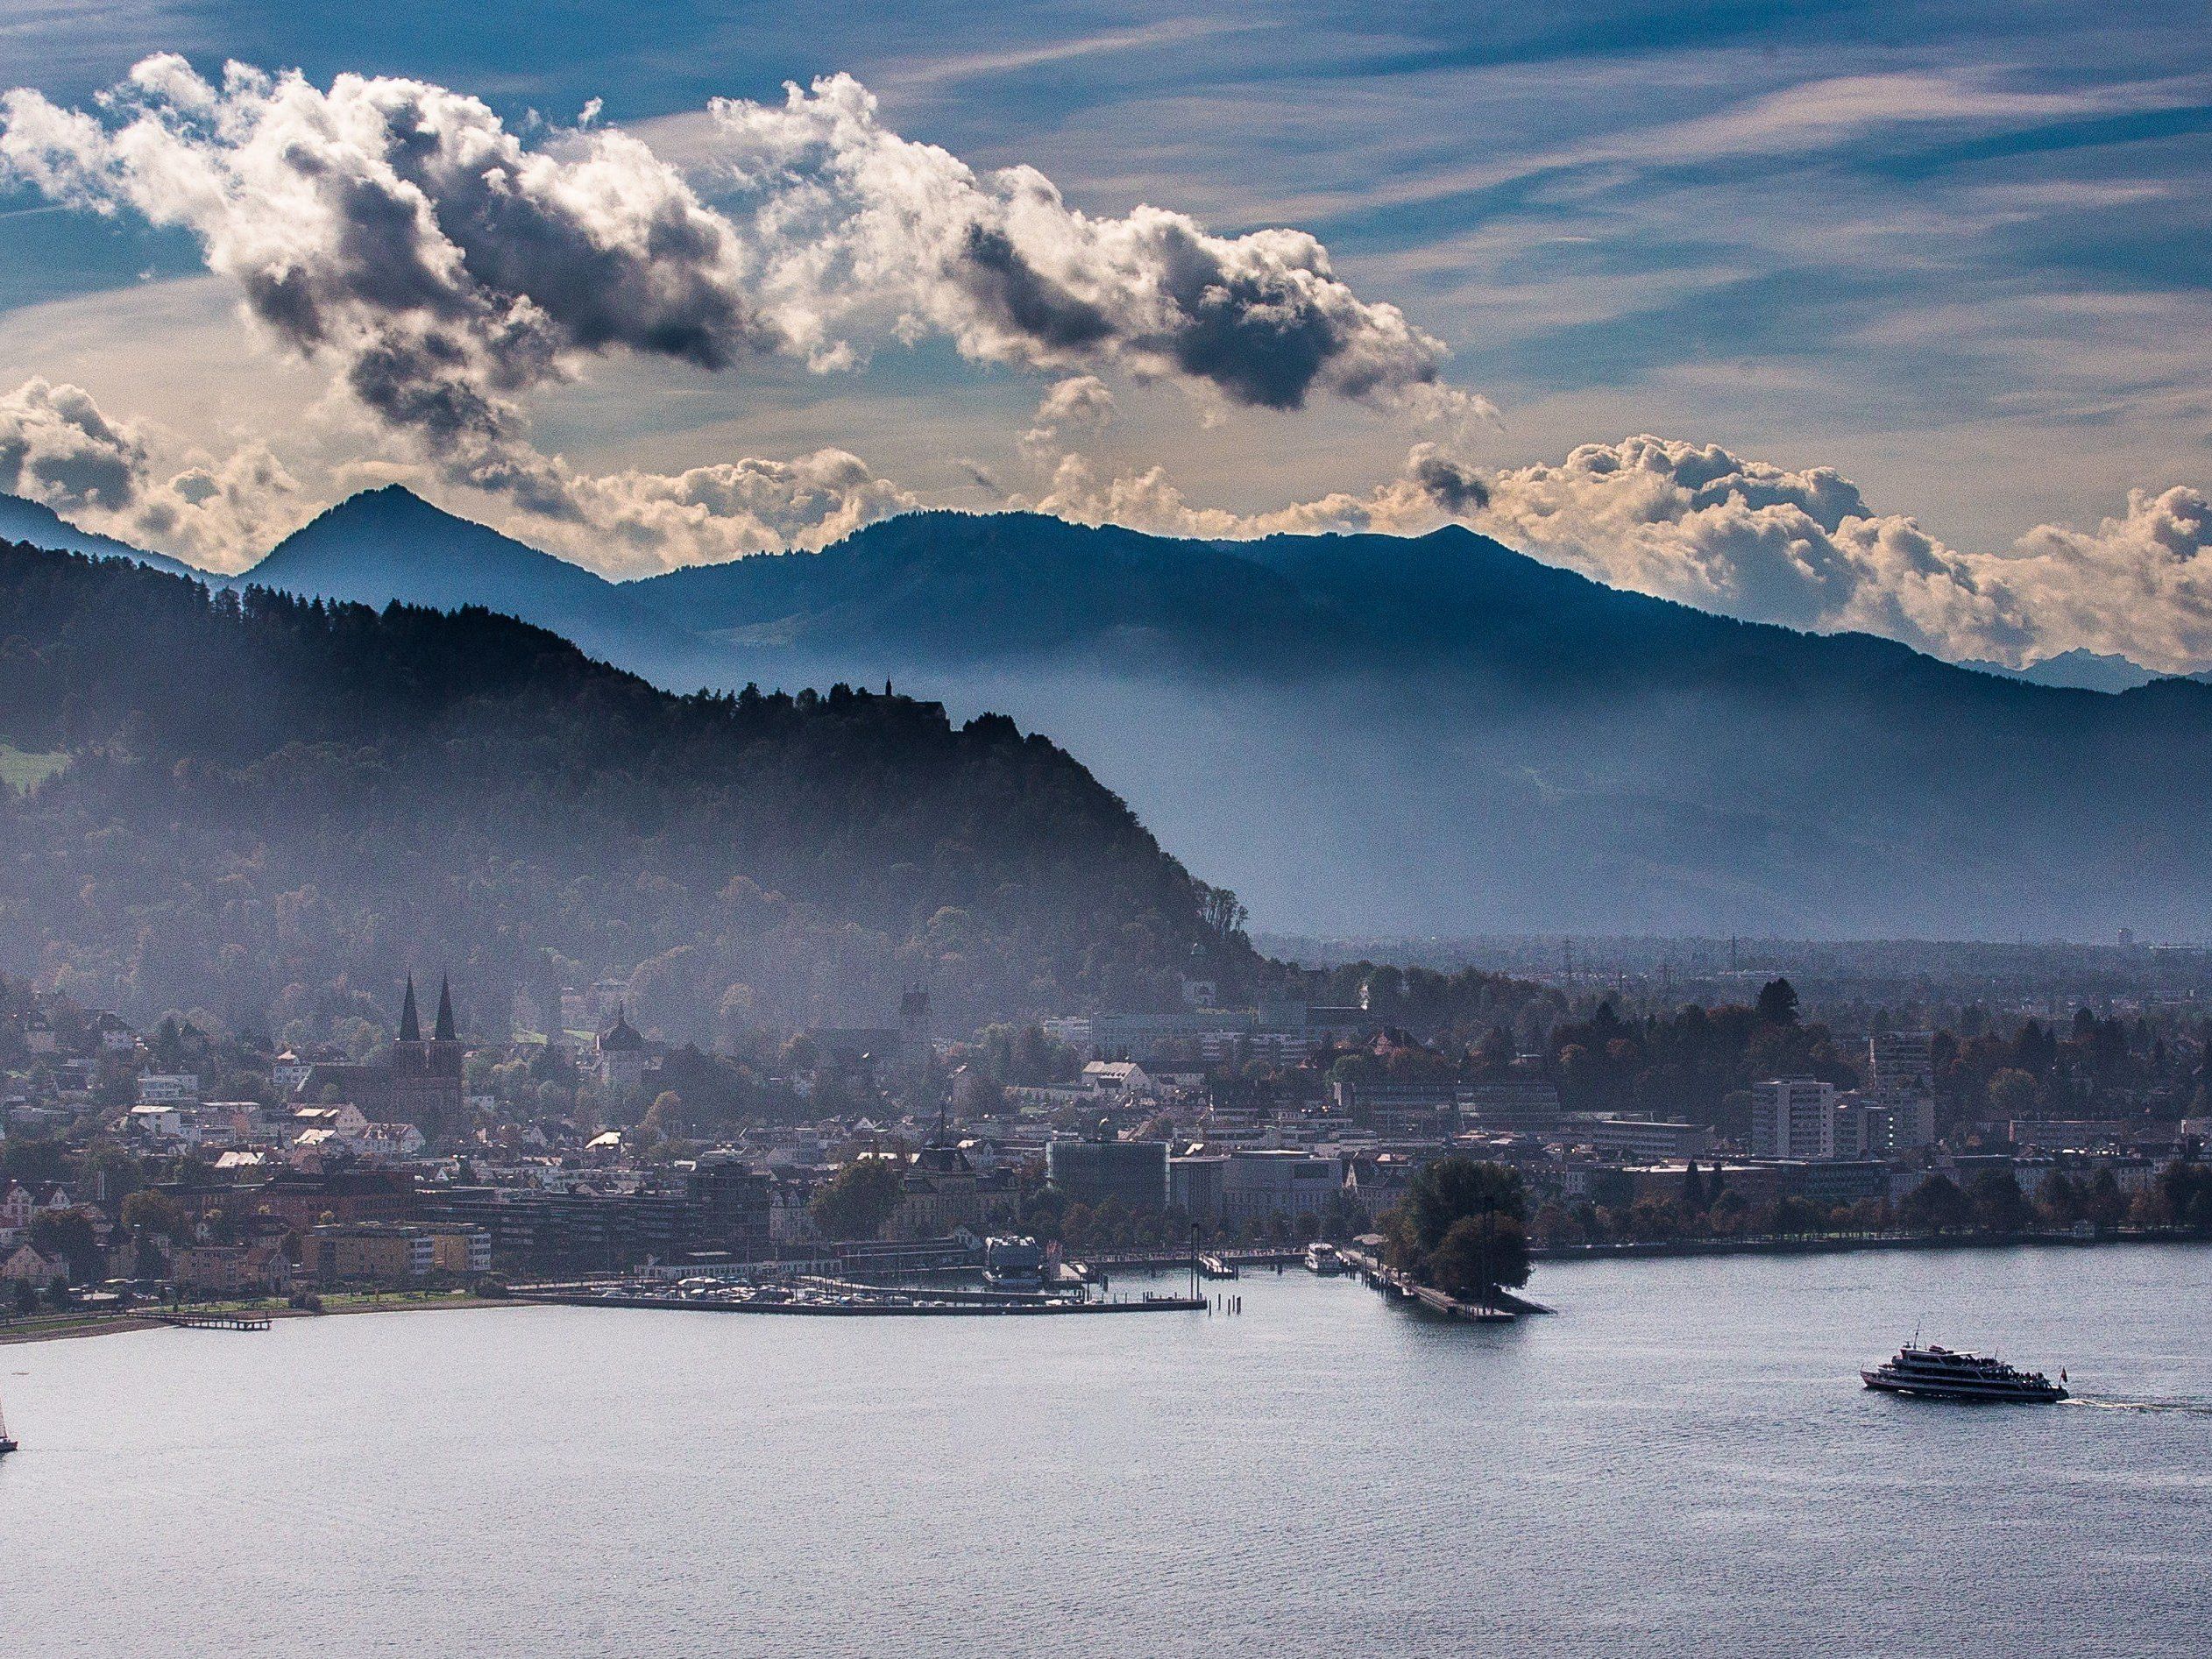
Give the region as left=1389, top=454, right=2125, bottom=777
left=1169, top=1154, right=1227, bottom=1223
left=1331, top=1079, right=1464, bottom=1138
left=231, top=1166, right=417, bottom=1234
left=1221, top=1150, right=1342, bottom=1223
left=890, top=1145, right=1019, bottom=1240
left=295, top=976, right=466, bottom=1134
left=1867, top=1031, right=1938, bottom=1150
left=595, top=1008, right=650, bottom=1090
left=1047, top=1138, right=1170, bottom=1210
left=1462, top=1080, right=1564, bottom=1133
left=136, top=1072, right=200, bottom=1104
left=1583, top=1117, right=1715, bottom=1159
left=301, top=1222, right=435, bottom=1283
left=1080, top=1060, right=1158, bottom=1098
left=169, top=1242, right=293, bottom=1296
left=426, top=1226, right=493, bottom=1276
left=1749, top=1078, right=1841, bottom=1159
left=1, top=1242, right=62, bottom=1288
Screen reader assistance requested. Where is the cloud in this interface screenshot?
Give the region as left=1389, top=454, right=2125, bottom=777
left=1021, top=373, right=1115, bottom=452
left=1475, top=435, right=2212, bottom=673
left=1025, top=440, right=1483, bottom=541
left=517, top=447, right=918, bottom=573
left=0, top=54, right=769, bottom=498
left=0, top=374, right=301, bottom=565
left=0, top=56, right=1485, bottom=559
left=0, top=374, right=144, bottom=509
left=705, top=74, right=1487, bottom=422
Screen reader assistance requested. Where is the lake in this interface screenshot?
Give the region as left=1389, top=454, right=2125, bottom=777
left=4, top=1243, right=2208, bottom=1657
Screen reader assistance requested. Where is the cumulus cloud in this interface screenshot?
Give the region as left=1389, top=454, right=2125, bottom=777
left=0, top=54, right=767, bottom=503
left=708, top=74, right=1485, bottom=423
left=1022, top=374, right=1116, bottom=453
left=1474, top=435, right=2212, bottom=673
left=0, top=56, right=1482, bottom=557
left=518, top=447, right=918, bottom=573
left=0, top=376, right=145, bottom=510
left=1025, top=441, right=1485, bottom=541
left=0, top=375, right=302, bottom=566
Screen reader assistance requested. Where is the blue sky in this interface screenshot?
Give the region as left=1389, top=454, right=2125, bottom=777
left=2, top=2, right=2210, bottom=665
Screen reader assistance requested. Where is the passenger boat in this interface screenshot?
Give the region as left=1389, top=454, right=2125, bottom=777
left=1304, top=1241, right=1344, bottom=1276
left=1861, top=1343, right=2067, bottom=1403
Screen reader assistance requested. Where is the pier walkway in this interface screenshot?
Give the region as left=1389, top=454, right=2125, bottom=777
left=1337, top=1247, right=1541, bottom=1322
left=153, top=1312, right=272, bottom=1331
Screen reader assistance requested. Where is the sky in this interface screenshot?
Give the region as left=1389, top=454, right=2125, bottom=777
left=1, top=1, right=2210, bottom=670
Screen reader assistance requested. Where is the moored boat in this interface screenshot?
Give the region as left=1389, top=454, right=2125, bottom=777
left=1305, top=1241, right=1344, bottom=1275
left=1861, top=1343, right=2067, bottom=1403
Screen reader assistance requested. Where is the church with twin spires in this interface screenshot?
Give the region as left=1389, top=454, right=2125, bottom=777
left=293, top=974, right=468, bottom=1135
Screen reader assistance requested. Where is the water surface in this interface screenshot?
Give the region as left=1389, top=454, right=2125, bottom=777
left=4, top=1244, right=2207, bottom=1657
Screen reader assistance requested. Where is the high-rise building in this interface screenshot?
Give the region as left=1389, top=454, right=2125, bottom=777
left=1750, top=1078, right=1840, bottom=1159
left=1867, top=1032, right=1938, bottom=1149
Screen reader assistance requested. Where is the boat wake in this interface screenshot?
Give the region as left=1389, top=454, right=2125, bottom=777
left=2060, top=1394, right=2212, bottom=1416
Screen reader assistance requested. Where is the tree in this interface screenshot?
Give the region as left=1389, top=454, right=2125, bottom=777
left=27, top=1207, right=102, bottom=1284
left=808, top=1158, right=906, bottom=1242
left=120, top=1189, right=194, bottom=1240
left=1986, top=1068, right=2038, bottom=1119
left=1898, top=1174, right=1972, bottom=1235
left=1681, top=1161, right=1707, bottom=1210
left=1386, top=1157, right=1529, bottom=1298
left=1966, top=1170, right=2031, bottom=1234
left=1755, top=978, right=1800, bottom=1026
left=1426, top=1213, right=1531, bottom=1301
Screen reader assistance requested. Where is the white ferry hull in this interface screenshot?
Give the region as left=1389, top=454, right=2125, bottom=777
left=1862, top=1369, right=2067, bottom=1403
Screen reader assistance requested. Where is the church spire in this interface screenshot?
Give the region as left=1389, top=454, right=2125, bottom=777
left=399, top=975, right=422, bottom=1044
left=434, top=975, right=457, bottom=1043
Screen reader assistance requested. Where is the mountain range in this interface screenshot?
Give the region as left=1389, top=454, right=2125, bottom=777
left=15, top=485, right=2212, bottom=939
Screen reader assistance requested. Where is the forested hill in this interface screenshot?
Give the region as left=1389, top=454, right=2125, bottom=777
left=0, top=541, right=1251, bottom=1038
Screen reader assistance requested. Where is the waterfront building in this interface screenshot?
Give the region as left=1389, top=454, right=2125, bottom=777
left=1220, top=1149, right=1341, bottom=1223
left=169, top=1241, right=293, bottom=1295
left=1047, top=1138, right=1170, bottom=1210
left=302, top=1222, right=435, bottom=1282
left=1169, top=1154, right=1227, bottom=1223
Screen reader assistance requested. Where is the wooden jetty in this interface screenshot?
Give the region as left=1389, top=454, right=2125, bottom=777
left=154, top=1312, right=273, bottom=1332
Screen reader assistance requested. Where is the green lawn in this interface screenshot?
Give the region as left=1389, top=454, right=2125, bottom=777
left=0, top=742, right=68, bottom=794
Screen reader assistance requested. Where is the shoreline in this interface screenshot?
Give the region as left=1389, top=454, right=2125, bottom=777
left=5, top=1230, right=2206, bottom=1347
left=1530, top=1226, right=2210, bottom=1265
left=0, top=1293, right=518, bottom=1348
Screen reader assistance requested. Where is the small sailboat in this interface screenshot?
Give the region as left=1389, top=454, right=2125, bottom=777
left=0, top=1389, right=17, bottom=1455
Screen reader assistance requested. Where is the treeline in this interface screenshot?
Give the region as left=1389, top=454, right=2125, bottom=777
left=1531, top=1159, right=2212, bottom=1248
left=0, top=543, right=1257, bottom=1040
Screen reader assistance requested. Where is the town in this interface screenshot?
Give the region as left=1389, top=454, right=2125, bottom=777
left=5, top=959, right=2209, bottom=1325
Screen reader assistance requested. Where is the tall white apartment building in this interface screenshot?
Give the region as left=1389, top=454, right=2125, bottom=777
left=1750, top=1077, right=1840, bottom=1159
left=1868, top=1031, right=1938, bottom=1149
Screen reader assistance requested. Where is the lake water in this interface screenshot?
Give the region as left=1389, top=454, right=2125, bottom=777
left=4, top=1244, right=2208, bottom=1658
